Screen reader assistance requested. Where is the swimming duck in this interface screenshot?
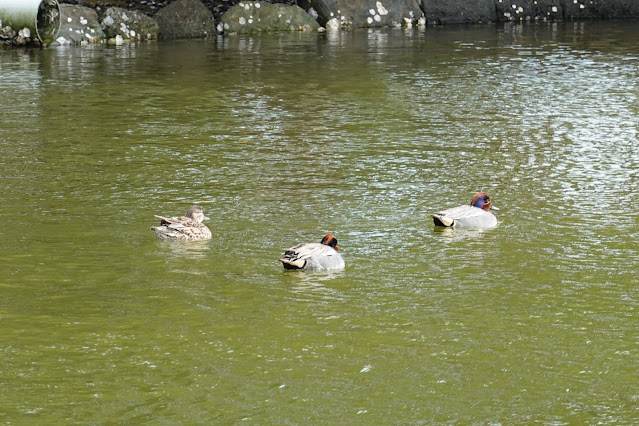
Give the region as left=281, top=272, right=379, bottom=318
left=151, top=205, right=212, bottom=240
left=431, top=192, right=499, bottom=229
left=280, top=233, right=345, bottom=270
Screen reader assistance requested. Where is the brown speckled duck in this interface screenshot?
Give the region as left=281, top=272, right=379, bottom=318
left=151, top=205, right=212, bottom=240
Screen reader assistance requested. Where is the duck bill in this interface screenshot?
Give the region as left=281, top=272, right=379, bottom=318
left=203, top=216, right=211, bottom=221
left=490, top=205, right=499, bottom=211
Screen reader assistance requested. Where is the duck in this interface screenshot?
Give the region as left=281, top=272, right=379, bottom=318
left=431, top=192, right=499, bottom=229
left=280, top=233, right=345, bottom=270
left=151, top=205, right=212, bottom=240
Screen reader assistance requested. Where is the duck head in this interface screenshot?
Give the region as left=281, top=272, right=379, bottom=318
left=320, top=233, right=339, bottom=252
left=185, top=205, right=210, bottom=223
left=471, top=193, right=499, bottom=211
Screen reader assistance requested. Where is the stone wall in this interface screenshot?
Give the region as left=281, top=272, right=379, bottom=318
left=2, top=0, right=639, bottom=47
left=61, top=0, right=639, bottom=27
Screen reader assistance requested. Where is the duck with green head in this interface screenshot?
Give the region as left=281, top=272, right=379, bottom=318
left=280, top=233, right=345, bottom=270
left=431, top=192, right=499, bottom=229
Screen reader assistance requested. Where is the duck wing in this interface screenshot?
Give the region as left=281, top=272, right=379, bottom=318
left=152, top=215, right=212, bottom=240
left=280, top=243, right=344, bottom=270
left=432, top=205, right=497, bottom=228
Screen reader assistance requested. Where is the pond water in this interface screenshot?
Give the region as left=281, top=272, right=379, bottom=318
left=1, top=20, right=638, bottom=423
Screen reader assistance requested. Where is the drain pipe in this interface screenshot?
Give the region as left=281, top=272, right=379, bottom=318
left=0, top=0, right=60, bottom=45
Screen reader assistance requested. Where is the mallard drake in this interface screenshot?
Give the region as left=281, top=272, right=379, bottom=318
left=280, top=233, right=345, bottom=270
left=431, top=192, right=499, bottom=229
left=151, top=205, right=212, bottom=240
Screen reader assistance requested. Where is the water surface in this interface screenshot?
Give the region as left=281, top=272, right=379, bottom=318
left=1, top=21, right=638, bottom=423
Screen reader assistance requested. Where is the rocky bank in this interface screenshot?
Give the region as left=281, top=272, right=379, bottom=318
left=2, top=0, right=639, bottom=47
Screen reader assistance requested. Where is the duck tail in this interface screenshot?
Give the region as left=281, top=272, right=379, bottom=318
left=151, top=226, right=172, bottom=239
left=280, top=258, right=306, bottom=269
left=432, top=213, right=455, bottom=227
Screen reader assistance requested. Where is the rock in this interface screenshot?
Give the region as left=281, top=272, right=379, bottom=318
left=18, top=27, right=32, bottom=39
left=57, top=4, right=106, bottom=44
left=219, top=2, right=320, bottom=33
left=561, top=0, right=639, bottom=20
left=298, top=0, right=423, bottom=29
left=0, top=26, right=17, bottom=44
left=154, top=0, right=215, bottom=39
left=102, top=7, right=159, bottom=42
left=421, top=0, right=639, bottom=24
left=495, top=0, right=562, bottom=22
left=0, top=24, right=37, bottom=46
left=421, top=0, right=495, bottom=25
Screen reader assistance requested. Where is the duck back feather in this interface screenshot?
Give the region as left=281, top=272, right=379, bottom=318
left=151, top=205, right=212, bottom=240
left=432, top=205, right=497, bottom=229
left=432, top=193, right=499, bottom=229
left=280, top=234, right=345, bottom=270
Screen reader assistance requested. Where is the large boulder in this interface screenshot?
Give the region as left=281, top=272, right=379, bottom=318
left=101, top=7, right=159, bottom=43
left=421, top=0, right=495, bottom=24
left=298, top=0, right=424, bottom=29
left=494, top=0, right=562, bottom=22
left=154, top=0, right=215, bottom=39
left=423, top=0, right=639, bottom=24
left=219, top=2, right=320, bottom=33
left=560, top=0, right=639, bottom=20
left=56, top=4, right=106, bottom=45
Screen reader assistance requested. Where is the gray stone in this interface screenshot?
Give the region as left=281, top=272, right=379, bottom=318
left=561, top=0, right=639, bottom=20
left=298, top=0, right=424, bottom=29
left=421, top=0, right=495, bottom=25
left=56, top=4, right=105, bottom=45
left=0, top=26, right=17, bottom=44
left=220, top=2, right=321, bottom=33
left=495, top=0, right=562, bottom=22
left=102, top=7, right=159, bottom=42
left=154, top=0, right=215, bottom=39
left=422, top=0, right=639, bottom=25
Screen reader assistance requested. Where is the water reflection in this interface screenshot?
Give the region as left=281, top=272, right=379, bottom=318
left=153, top=239, right=212, bottom=261
left=284, top=269, right=345, bottom=299
left=432, top=225, right=496, bottom=240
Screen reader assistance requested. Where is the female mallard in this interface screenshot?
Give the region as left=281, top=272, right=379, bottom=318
left=280, top=233, right=345, bottom=270
left=151, top=205, right=212, bottom=240
left=431, top=192, right=499, bottom=229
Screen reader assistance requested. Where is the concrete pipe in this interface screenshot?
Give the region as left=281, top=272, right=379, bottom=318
left=0, top=0, right=60, bottom=45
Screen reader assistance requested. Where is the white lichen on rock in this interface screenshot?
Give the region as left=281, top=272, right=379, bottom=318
left=326, top=17, right=339, bottom=30
left=376, top=2, right=388, bottom=16
left=221, top=2, right=320, bottom=33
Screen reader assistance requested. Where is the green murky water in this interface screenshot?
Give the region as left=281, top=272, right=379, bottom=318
left=1, top=21, right=638, bottom=423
